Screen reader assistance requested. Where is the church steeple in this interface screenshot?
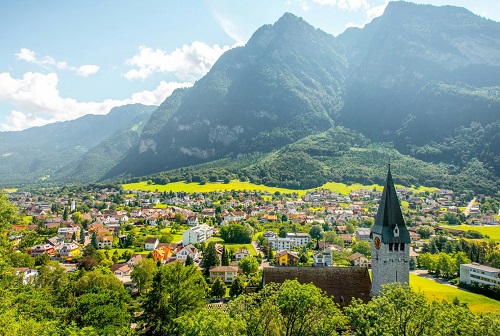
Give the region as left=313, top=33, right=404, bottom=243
left=370, top=165, right=411, bottom=296
left=371, top=164, right=411, bottom=244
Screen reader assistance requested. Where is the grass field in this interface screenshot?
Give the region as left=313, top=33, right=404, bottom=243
left=160, top=227, right=185, bottom=243
left=440, top=224, right=500, bottom=242
left=1, top=188, right=18, bottom=193
left=123, top=180, right=439, bottom=197
left=409, top=273, right=500, bottom=313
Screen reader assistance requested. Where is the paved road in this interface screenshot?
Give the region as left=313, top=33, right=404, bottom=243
left=463, top=197, right=476, bottom=217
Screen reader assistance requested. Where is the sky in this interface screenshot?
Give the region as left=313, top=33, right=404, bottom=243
left=0, top=0, right=498, bottom=131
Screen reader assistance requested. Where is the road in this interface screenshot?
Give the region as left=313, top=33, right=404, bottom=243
left=463, top=197, right=476, bottom=217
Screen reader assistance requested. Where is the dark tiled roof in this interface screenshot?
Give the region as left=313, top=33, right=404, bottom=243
left=262, top=266, right=371, bottom=308
left=371, top=166, right=411, bottom=244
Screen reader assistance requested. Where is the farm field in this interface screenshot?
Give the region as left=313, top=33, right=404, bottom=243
left=409, top=273, right=500, bottom=314
left=123, top=180, right=438, bottom=197
left=440, top=224, right=500, bottom=242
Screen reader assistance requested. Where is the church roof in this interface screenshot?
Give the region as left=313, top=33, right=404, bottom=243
left=262, top=266, right=371, bottom=308
left=371, top=166, right=411, bottom=244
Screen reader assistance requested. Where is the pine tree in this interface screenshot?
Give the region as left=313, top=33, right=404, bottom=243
left=185, top=255, right=194, bottom=266
left=202, top=242, right=220, bottom=276
left=79, top=227, right=85, bottom=244
left=210, top=277, right=226, bottom=298
left=221, top=246, right=230, bottom=266
left=267, top=246, right=274, bottom=261
left=62, top=206, right=69, bottom=221
left=91, top=232, right=98, bottom=249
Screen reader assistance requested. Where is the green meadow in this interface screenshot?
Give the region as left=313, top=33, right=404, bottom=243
left=409, top=273, right=500, bottom=314
left=440, top=224, right=500, bottom=242
left=123, top=180, right=438, bottom=197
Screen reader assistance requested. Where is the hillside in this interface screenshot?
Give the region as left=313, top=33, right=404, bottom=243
left=104, top=2, right=499, bottom=194
left=0, top=104, right=156, bottom=187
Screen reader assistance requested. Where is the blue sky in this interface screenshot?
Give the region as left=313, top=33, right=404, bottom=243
left=0, top=0, right=498, bottom=131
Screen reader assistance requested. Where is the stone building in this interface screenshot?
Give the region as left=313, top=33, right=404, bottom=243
left=370, top=166, right=411, bottom=296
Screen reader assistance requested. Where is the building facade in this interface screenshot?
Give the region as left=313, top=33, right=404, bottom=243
left=370, top=166, right=411, bottom=296
left=460, top=263, right=500, bottom=287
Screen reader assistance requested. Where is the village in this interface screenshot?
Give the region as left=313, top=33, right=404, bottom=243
left=6, top=181, right=500, bottom=297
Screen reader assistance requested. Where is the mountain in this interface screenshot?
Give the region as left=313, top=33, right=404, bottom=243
left=104, top=2, right=499, bottom=193
left=0, top=104, right=156, bottom=187
left=2, top=2, right=499, bottom=194
left=103, top=13, right=348, bottom=178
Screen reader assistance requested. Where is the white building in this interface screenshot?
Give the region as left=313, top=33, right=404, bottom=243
left=182, top=224, right=213, bottom=246
left=267, top=237, right=292, bottom=250
left=176, top=244, right=199, bottom=260
left=460, top=263, right=500, bottom=287
left=144, top=237, right=159, bottom=251
left=234, top=249, right=251, bottom=261
left=286, top=233, right=310, bottom=247
left=313, top=251, right=332, bottom=266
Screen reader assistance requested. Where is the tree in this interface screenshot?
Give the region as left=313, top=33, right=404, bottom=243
left=91, top=233, right=98, bottom=249
left=345, top=220, right=356, bottom=234
left=131, top=258, right=157, bottom=295
left=221, top=246, right=230, bottom=266
left=238, top=256, right=259, bottom=276
left=299, top=251, right=309, bottom=264
left=79, top=227, right=86, bottom=244
left=202, top=242, right=220, bottom=276
left=34, top=253, right=50, bottom=267
left=278, top=280, right=347, bottom=336
left=78, top=255, right=98, bottom=271
left=229, top=276, right=245, bottom=297
left=141, top=263, right=207, bottom=335
left=185, top=255, right=194, bottom=266
left=417, top=225, right=434, bottom=239
left=219, top=223, right=253, bottom=243
left=210, top=277, right=226, bottom=298
left=71, top=212, right=83, bottom=224
left=176, top=308, right=245, bottom=336
left=309, top=224, right=324, bottom=241
left=351, top=241, right=371, bottom=257
left=267, top=246, right=274, bottom=261
left=62, top=206, right=69, bottom=221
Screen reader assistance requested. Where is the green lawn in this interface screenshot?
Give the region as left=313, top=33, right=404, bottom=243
left=22, top=215, right=32, bottom=224
left=225, top=243, right=257, bottom=256
left=160, top=227, right=185, bottom=243
left=409, top=273, right=500, bottom=314
left=123, top=180, right=438, bottom=197
left=440, top=224, right=500, bottom=242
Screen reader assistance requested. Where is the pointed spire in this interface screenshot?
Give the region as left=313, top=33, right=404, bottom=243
left=371, top=165, right=411, bottom=243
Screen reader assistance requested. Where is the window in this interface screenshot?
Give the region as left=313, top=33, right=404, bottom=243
left=394, top=244, right=399, bottom=251
left=400, top=243, right=404, bottom=251
left=389, top=243, right=393, bottom=251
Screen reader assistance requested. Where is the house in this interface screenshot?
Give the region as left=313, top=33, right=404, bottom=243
left=349, top=252, right=370, bottom=267
left=144, top=237, right=159, bottom=251
left=234, top=249, right=251, bottom=261
left=460, top=263, right=500, bottom=287
left=262, top=266, right=371, bottom=308
left=200, top=208, right=215, bottom=217
left=186, top=215, right=199, bottom=226
left=97, top=235, right=113, bottom=249
left=28, top=244, right=56, bottom=257
left=58, top=243, right=81, bottom=261
left=16, top=268, right=38, bottom=284
left=313, top=251, right=333, bottom=266
left=127, top=254, right=145, bottom=267
left=286, top=232, right=310, bottom=247
left=182, top=224, right=213, bottom=245
left=339, top=233, right=353, bottom=245
left=176, top=244, right=199, bottom=261
left=152, top=246, right=173, bottom=263
left=263, top=231, right=277, bottom=240
left=355, top=228, right=371, bottom=242
left=209, top=266, right=239, bottom=283
left=111, top=263, right=132, bottom=276
left=57, top=226, right=79, bottom=238
left=275, top=250, right=299, bottom=266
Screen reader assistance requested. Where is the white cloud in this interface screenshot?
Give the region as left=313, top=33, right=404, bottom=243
left=124, top=41, right=234, bottom=81
left=344, top=1, right=388, bottom=29
left=310, top=0, right=369, bottom=11
left=213, top=12, right=246, bottom=42
left=15, top=48, right=100, bottom=77
left=0, top=71, right=191, bottom=131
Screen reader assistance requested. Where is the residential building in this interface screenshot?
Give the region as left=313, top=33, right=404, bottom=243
left=209, top=266, right=239, bottom=283
left=275, top=250, right=299, bottom=266
left=97, top=235, right=113, bottom=249
left=176, top=244, right=199, bottom=261
left=144, top=237, right=159, bottom=251
left=267, top=237, right=292, bottom=250
left=313, top=251, right=333, bottom=266
left=58, top=243, right=81, bottom=261
left=460, top=263, right=500, bottom=287
left=182, top=224, right=213, bottom=245
left=355, top=228, right=371, bottom=242
left=28, top=244, right=56, bottom=257
left=234, top=248, right=251, bottom=261
left=286, top=232, right=310, bottom=247
left=349, top=252, right=371, bottom=267
left=152, top=246, right=173, bottom=263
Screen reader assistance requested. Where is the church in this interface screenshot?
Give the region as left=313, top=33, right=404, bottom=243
left=262, top=165, right=411, bottom=303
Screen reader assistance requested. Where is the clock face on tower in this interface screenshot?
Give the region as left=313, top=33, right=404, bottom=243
left=374, top=237, right=381, bottom=250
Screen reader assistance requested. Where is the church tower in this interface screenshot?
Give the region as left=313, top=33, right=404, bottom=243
left=371, top=165, right=411, bottom=296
